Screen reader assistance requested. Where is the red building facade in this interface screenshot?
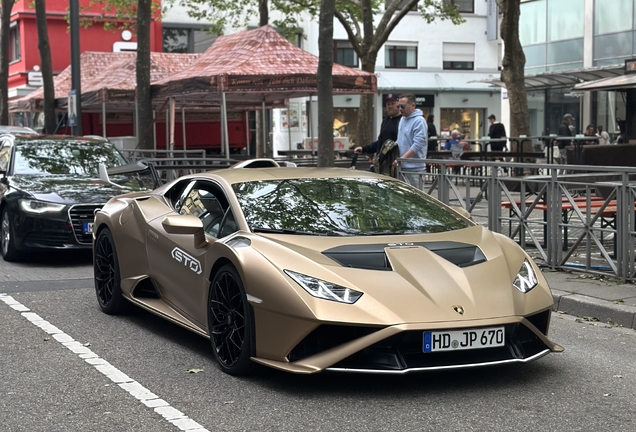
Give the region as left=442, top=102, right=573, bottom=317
left=8, top=0, right=163, bottom=99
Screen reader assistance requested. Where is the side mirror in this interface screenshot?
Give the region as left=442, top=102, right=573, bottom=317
left=453, top=207, right=471, bottom=220
left=162, top=215, right=207, bottom=248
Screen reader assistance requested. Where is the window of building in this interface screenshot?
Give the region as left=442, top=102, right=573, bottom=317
left=594, top=0, right=632, bottom=35
left=444, top=0, right=474, bottom=14
left=9, top=23, right=20, bottom=63
left=442, top=43, right=474, bottom=70
left=385, top=44, right=417, bottom=69
left=163, top=27, right=216, bottom=53
left=520, top=0, right=546, bottom=46
left=547, top=0, right=584, bottom=42
left=334, top=40, right=358, bottom=67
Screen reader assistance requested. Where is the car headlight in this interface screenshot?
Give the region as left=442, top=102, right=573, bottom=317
left=513, top=259, right=538, bottom=293
left=19, top=199, right=65, bottom=214
left=284, top=270, right=363, bottom=304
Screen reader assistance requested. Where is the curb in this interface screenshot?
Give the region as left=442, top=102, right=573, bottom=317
left=552, top=289, right=636, bottom=330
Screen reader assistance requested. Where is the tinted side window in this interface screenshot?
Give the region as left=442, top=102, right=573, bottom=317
left=178, top=187, right=226, bottom=238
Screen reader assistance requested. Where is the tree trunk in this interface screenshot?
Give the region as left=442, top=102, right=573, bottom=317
left=497, top=0, right=532, bottom=167
left=0, top=0, right=14, bottom=125
left=317, top=0, right=335, bottom=168
left=357, top=55, right=378, bottom=151
left=253, top=0, right=269, bottom=158
left=136, top=0, right=153, bottom=149
left=35, top=0, right=56, bottom=134
left=259, top=0, right=268, bottom=27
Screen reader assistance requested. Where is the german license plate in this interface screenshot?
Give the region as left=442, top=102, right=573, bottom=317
left=83, top=222, right=94, bottom=234
left=423, top=327, right=505, bottom=353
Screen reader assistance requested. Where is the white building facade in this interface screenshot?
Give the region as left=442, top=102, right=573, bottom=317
left=162, top=1, right=504, bottom=154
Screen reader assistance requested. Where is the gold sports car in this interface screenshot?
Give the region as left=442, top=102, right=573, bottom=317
left=93, top=160, right=563, bottom=375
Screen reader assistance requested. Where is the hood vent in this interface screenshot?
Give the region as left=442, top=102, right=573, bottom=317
left=323, top=241, right=486, bottom=271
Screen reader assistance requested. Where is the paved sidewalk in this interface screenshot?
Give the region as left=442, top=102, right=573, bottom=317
left=543, top=269, right=636, bottom=330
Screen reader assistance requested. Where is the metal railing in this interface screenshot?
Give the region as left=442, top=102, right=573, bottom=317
left=398, top=158, right=636, bottom=281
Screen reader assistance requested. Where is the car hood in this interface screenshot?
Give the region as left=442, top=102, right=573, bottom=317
left=10, top=174, right=147, bottom=205
left=246, top=225, right=554, bottom=325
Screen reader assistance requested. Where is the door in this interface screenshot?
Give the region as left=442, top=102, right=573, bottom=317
left=146, top=179, right=231, bottom=326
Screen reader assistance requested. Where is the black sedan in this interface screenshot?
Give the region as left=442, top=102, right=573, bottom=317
left=0, top=134, right=158, bottom=261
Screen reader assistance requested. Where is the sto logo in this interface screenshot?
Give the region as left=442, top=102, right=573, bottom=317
left=171, top=247, right=202, bottom=275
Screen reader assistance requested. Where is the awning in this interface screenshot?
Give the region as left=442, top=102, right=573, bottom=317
left=471, top=65, right=625, bottom=90
left=573, top=74, right=636, bottom=92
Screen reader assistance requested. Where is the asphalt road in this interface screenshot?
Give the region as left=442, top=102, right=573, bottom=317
left=1, top=251, right=635, bottom=432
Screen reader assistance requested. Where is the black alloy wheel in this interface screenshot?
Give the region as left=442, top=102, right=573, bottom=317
left=94, top=228, right=127, bottom=314
left=208, top=264, right=254, bottom=375
left=1, top=208, right=20, bottom=262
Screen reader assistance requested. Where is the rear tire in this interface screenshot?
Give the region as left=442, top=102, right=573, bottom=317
left=94, top=228, right=127, bottom=314
left=1, top=208, right=21, bottom=262
left=208, top=264, right=255, bottom=375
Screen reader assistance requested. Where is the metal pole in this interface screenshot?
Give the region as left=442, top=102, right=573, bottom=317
left=245, top=111, right=250, bottom=156
left=262, top=99, right=267, bottom=158
left=152, top=110, right=157, bottom=151
left=169, top=97, right=175, bottom=154
left=181, top=106, right=187, bottom=151
left=287, top=106, right=292, bottom=152
left=69, top=0, right=83, bottom=135
left=165, top=106, right=169, bottom=151
left=309, top=95, right=314, bottom=150
left=134, top=100, right=139, bottom=147
left=222, top=92, right=230, bottom=159
left=101, top=102, right=106, bottom=137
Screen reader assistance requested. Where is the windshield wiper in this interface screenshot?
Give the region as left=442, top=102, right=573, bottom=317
left=252, top=227, right=326, bottom=236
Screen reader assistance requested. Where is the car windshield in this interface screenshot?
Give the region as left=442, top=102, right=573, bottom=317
left=233, top=177, right=470, bottom=236
left=13, top=139, right=127, bottom=176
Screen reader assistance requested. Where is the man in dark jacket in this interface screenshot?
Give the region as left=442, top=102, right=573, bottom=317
left=557, top=113, right=574, bottom=165
left=354, top=94, right=401, bottom=159
left=487, top=114, right=507, bottom=151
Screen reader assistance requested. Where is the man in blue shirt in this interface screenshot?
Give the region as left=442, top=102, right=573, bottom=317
left=392, top=93, right=427, bottom=187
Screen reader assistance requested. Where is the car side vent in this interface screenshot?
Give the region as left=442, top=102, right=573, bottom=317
left=132, top=277, right=160, bottom=299
left=322, top=241, right=486, bottom=270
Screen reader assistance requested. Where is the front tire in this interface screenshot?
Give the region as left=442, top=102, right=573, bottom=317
left=208, top=264, right=254, bottom=375
left=94, top=228, right=127, bottom=314
left=1, top=208, right=21, bottom=262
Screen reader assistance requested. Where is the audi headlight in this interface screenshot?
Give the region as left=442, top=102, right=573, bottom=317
left=513, top=259, right=538, bottom=293
left=19, top=199, right=65, bottom=214
left=284, top=270, right=363, bottom=304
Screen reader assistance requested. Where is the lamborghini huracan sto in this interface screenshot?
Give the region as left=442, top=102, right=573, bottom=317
left=93, top=161, right=563, bottom=375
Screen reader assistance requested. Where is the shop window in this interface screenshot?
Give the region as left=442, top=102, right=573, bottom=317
left=9, top=23, right=20, bottom=62
left=443, top=43, right=474, bottom=70
left=385, top=44, right=417, bottom=69
left=163, top=27, right=216, bottom=53
left=443, top=0, right=474, bottom=14
left=440, top=108, right=483, bottom=141
left=334, top=40, right=358, bottom=67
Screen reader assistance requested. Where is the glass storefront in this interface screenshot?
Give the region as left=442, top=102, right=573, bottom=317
left=528, top=90, right=546, bottom=137
left=439, top=108, right=484, bottom=140
left=333, top=108, right=359, bottom=146
left=592, top=91, right=627, bottom=140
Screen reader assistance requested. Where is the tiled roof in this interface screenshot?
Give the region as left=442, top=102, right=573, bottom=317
left=10, top=52, right=199, bottom=112
left=152, top=25, right=377, bottom=101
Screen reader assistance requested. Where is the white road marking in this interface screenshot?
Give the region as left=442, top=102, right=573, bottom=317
left=0, top=293, right=210, bottom=432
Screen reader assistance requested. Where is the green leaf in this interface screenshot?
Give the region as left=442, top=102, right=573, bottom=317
left=186, top=368, right=204, bottom=374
